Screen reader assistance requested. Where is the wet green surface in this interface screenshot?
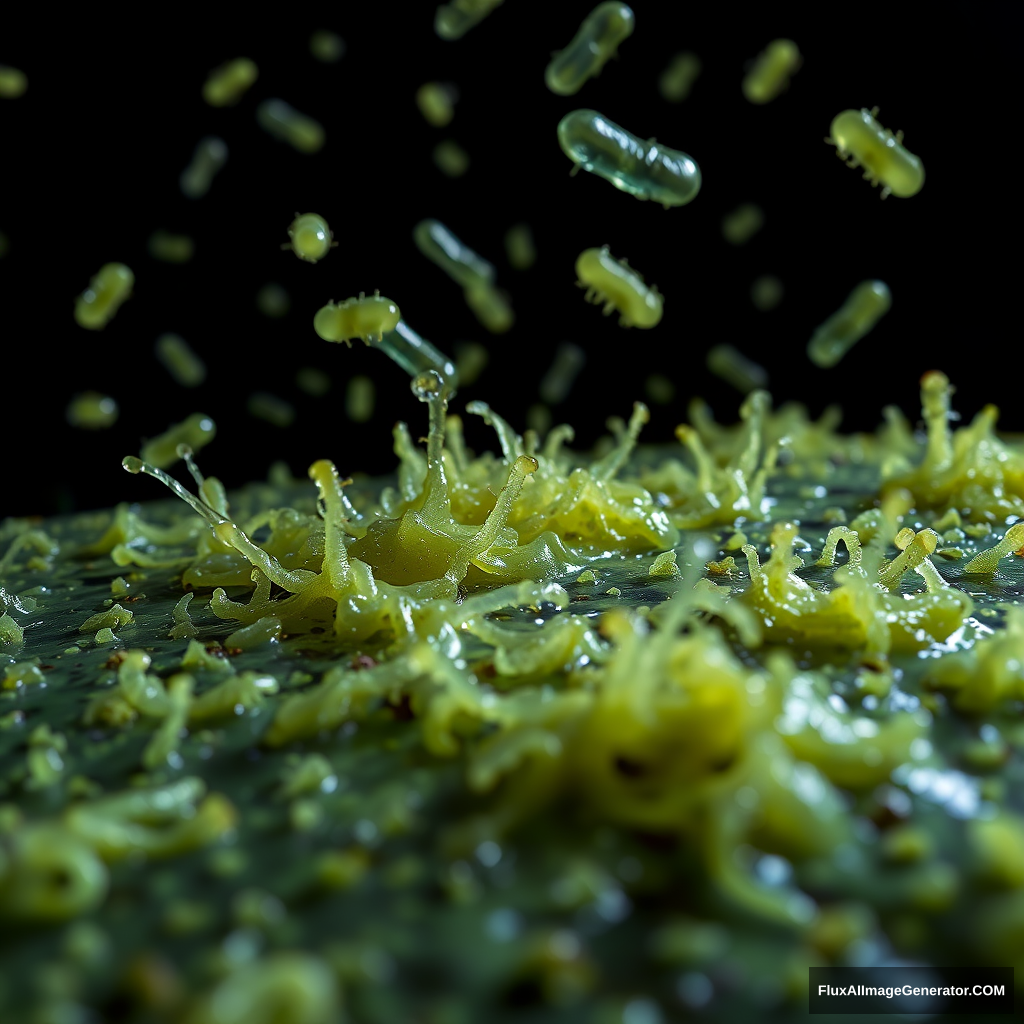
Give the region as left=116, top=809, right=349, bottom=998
left=1, top=443, right=1022, bottom=1022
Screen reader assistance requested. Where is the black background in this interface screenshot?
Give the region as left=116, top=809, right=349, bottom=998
left=2, top=4, right=1020, bottom=518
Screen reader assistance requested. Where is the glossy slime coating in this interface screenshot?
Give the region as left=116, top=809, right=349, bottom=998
left=202, top=58, right=258, bottom=107
left=313, top=293, right=401, bottom=346
left=257, top=99, right=325, bottom=154
left=808, top=280, right=892, bottom=368
left=284, top=213, right=333, bottom=263
left=74, top=263, right=134, bottom=330
left=576, top=246, right=662, bottom=328
left=545, top=2, right=635, bottom=96
left=413, top=219, right=495, bottom=289
left=557, top=109, right=700, bottom=207
left=435, top=0, right=503, bottom=40
left=829, top=108, right=925, bottom=199
left=742, top=39, right=801, bottom=104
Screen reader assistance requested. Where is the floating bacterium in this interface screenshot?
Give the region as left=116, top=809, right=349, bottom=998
left=416, top=82, right=457, bottom=127
left=74, top=263, right=134, bottom=330
left=750, top=275, right=784, bottom=312
left=659, top=52, right=701, bottom=103
left=558, top=109, right=700, bottom=208
left=539, top=343, right=586, bottom=404
left=147, top=231, right=194, bottom=264
left=435, top=0, right=504, bottom=40
left=808, top=281, right=892, bottom=368
left=346, top=376, right=376, bottom=423
left=309, top=30, right=345, bottom=63
left=706, top=344, right=769, bottom=394
left=828, top=107, right=925, bottom=199
left=282, top=213, right=334, bottom=263
left=380, top=320, right=459, bottom=390
left=314, top=293, right=402, bottom=346
left=722, top=204, right=764, bottom=246
left=66, top=393, right=119, bottom=430
left=180, top=137, right=228, bottom=199
left=742, top=40, right=801, bottom=104
left=248, top=393, right=296, bottom=428
left=414, top=219, right=495, bottom=289
left=464, top=282, right=514, bottom=334
left=155, top=334, right=206, bottom=388
left=202, top=58, right=258, bottom=107
left=504, top=223, right=536, bottom=270
left=0, top=65, right=27, bottom=98
left=433, top=139, right=470, bottom=177
left=545, top=2, right=635, bottom=96
left=576, top=246, right=662, bottom=328
left=256, top=283, right=290, bottom=318
left=257, top=99, right=325, bottom=154
left=140, top=414, right=216, bottom=469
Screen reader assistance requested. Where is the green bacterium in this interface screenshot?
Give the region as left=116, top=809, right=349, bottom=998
left=413, top=220, right=512, bottom=333
left=659, top=52, right=701, bottom=103
left=807, top=280, right=892, bottom=368
left=721, top=204, right=764, bottom=246
left=527, top=404, right=553, bottom=436
left=202, top=58, right=258, bottom=107
left=180, top=137, right=227, bottom=199
left=433, top=139, right=470, bottom=177
left=454, top=341, right=488, bottom=386
left=645, top=373, right=675, bottom=405
left=706, top=344, right=768, bottom=394
left=379, top=320, right=459, bottom=390
left=828, top=107, right=925, bottom=199
left=309, top=30, right=345, bottom=63
left=74, top=263, right=134, bottom=330
left=435, top=0, right=504, bottom=40
left=140, top=413, right=216, bottom=469
left=256, top=283, right=290, bottom=318
left=414, top=219, right=495, bottom=289
left=346, top=376, right=375, bottom=423
left=416, top=82, right=458, bottom=127
left=576, top=246, right=663, bottom=328
left=0, top=65, right=27, bottom=98
left=464, top=282, right=514, bottom=334
left=314, top=293, right=402, bottom=346
left=742, top=39, right=801, bottom=104
left=155, top=334, right=206, bottom=388
left=247, top=393, right=296, bottom=428
left=750, top=275, right=784, bottom=311
left=66, top=392, right=119, bottom=430
left=147, top=230, right=194, bottom=264
left=545, top=2, right=635, bottom=96
left=282, top=213, right=334, bottom=263
left=504, top=223, right=536, bottom=270
left=539, top=342, right=586, bottom=404
left=295, top=367, right=331, bottom=396
left=557, top=109, right=701, bottom=208
left=257, top=99, right=325, bottom=154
